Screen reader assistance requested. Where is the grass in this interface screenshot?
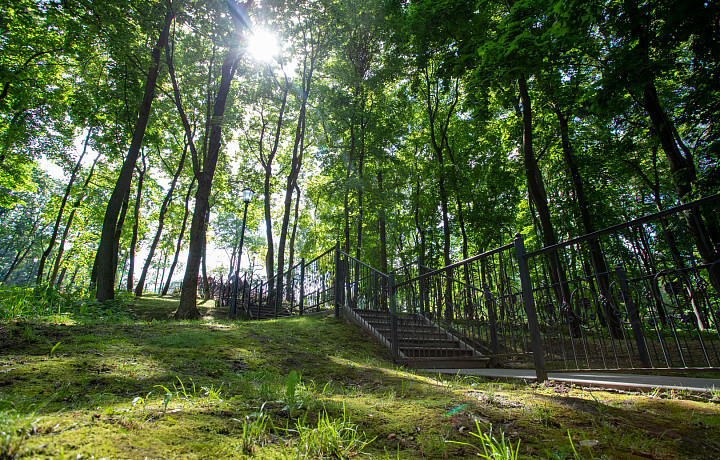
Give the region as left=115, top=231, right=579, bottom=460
left=1, top=292, right=720, bottom=458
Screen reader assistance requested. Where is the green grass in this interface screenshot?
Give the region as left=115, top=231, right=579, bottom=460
left=1, top=293, right=720, bottom=458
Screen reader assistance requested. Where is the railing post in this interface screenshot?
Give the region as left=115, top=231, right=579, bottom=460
left=240, top=273, right=247, bottom=319
left=514, top=234, right=547, bottom=382
left=258, top=280, right=263, bottom=319
left=419, top=261, right=426, bottom=316
left=389, top=273, right=399, bottom=361
left=299, top=258, right=305, bottom=316
left=616, top=264, right=651, bottom=368
left=372, top=271, right=378, bottom=310
left=334, top=242, right=341, bottom=318
left=485, top=286, right=500, bottom=355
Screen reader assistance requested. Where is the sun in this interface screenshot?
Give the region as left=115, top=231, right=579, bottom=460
left=247, top=28, right=279, bottom=62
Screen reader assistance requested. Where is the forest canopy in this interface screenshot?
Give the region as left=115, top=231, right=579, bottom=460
left=1, top=0, right=718, bottom=317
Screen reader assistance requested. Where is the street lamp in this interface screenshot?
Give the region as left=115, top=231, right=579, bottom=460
left=230, top=188, right=254, bottom=316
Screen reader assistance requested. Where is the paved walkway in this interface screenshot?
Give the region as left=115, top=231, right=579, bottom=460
left=424, top=368, right=720, bottom=394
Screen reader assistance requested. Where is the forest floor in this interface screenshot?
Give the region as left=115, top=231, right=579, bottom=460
left=1, top=295, right=720, bottom=459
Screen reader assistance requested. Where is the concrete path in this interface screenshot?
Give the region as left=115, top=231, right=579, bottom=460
left=423, top=368, right=720, bottom=394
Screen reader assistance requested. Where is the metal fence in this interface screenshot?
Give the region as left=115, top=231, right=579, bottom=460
left=390, top=243, right=540, bottom=367
left=221, top=193, right=720, bottom=380
left=524, top=194, right=720, bottom=372
left=229, top=246, right=337, bottom=319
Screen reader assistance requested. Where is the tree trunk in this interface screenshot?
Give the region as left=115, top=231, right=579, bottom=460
left=37, top=128, right=93, bottom=284
left=162, top=177, right=195, bottom=296
left=285, top=184, right=301, bottom=301
left=276, top=50, right=316, bottom=304
left=554, top=105, right=620, bottom=337
left=127, top=158, right=146, bottom=292
left=176, top=23, right=243, bottom=319
left=517, top=74, right=578, bottom=336
left=136, top=143, right=188, bottom=296
left=49, top=151, right=101, bottom=286
left=95, top=7, right=173, bottom=302
left=378, top=169, right=388, bottom=275
left=202, top=209, right=210, bottom=301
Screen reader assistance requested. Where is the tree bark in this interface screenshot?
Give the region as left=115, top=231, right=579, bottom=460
left=95, top=6, right=174, bottom=302
left=50, top=151, right=101, bottom=286
left=275, top=39, right=318, bottom=303
left=554, top=105, right=620, bottom=337
left=127, top=157, right=146, bottom=292
left=175, top=7, right=244, bottom=318
left=285, top=184, right=301, bottom=301
left=517, top=74, right=578, bottom=336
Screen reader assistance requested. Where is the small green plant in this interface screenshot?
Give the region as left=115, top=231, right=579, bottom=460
left=292, top=405, right=374, bottom=459
left=284, top=370, right=300, bottom=415
left=49, top=341, right=61, bottom=357
left=234, top=411, right=272, bottom=455
left=709, top=386, right=720, bottom=403
left=448, top=421, right=520, bottom=460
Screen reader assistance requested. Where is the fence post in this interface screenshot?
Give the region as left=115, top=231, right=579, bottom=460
left=389, top=273, right=399, bottom=361
left=485, top=286, right=500, bottom=356
left=240, top=273, right=247, bottom=319
left=616, top=264, right=651, bottom=367
left=299, top=258, right=305, bottom=316
left=258, top=280, right=263, bottom=319
left=514, top=234, right=547, bottom=382
left=334, top=242, right=341, bottom=318
left=418, top=261, right=426, bottom=316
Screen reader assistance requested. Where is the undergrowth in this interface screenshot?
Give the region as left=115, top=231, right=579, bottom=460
left=0, top=285, right=133, bottom=323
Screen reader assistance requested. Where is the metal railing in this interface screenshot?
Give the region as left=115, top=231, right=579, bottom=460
left=218, top=194, right=720, bottom=380
left=523, top=194, right=720, bottom=372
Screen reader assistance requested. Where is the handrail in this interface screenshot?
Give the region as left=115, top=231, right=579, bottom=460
left=396, top=243, right=514, bottom=289
left=526, top=193, right=720, bottom=257
left=305, top=246, right=335, bottom=267
left=340, top=251, right=390, bottom=279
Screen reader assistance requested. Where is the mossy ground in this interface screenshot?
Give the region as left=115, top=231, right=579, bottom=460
left=1, top=295, right=720, bottom=459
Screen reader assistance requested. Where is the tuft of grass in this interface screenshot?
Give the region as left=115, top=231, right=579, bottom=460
left=0, top=410, right=37, bottom=459
left=234, top=410, right=272, bottom=455
left=292, top=405, right=375, bottom=459
left=449, top=421, right=520, bottom=459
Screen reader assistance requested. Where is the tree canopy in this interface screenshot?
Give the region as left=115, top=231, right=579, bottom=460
left=1, top=0, right=718, bottom=315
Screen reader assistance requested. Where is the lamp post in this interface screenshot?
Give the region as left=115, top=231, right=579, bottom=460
left=230, top=188, right=253, bottom=316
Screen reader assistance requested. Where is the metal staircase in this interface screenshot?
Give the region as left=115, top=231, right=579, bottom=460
left=344, top=307, right=490, bottom=369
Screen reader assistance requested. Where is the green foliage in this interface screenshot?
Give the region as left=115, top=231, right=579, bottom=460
left=0, top=285, right=132, bottom=322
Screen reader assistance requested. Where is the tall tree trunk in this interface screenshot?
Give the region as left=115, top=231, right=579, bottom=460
left=127, top=157, right=146, bottom=292
left=175, top=6, right=244, bottom=318
left=1, top=217, right=43, bottom=284
left=378, top=169, right=388, bottom=275
left=285, top=184, right=301, bottom=301
left=135, top=143, right=188, bottom=296
left=202, top=209, right=210, bottom=301
left=424, top=68, right=458, bottom=322
left=517, top=74, right=578, bottom=336
left=50, top=152, right=101, bottom=286
left=95, top=7, right=173, bottom=302
left=261, top=87, right=287, bottom=282
left=276, top=43, right=317, bottom=303
left=554, top=105, right=620, bottom=337
left=162, top=177, right=195, bottom=296
left=37, top=128, right=93, bottom=284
